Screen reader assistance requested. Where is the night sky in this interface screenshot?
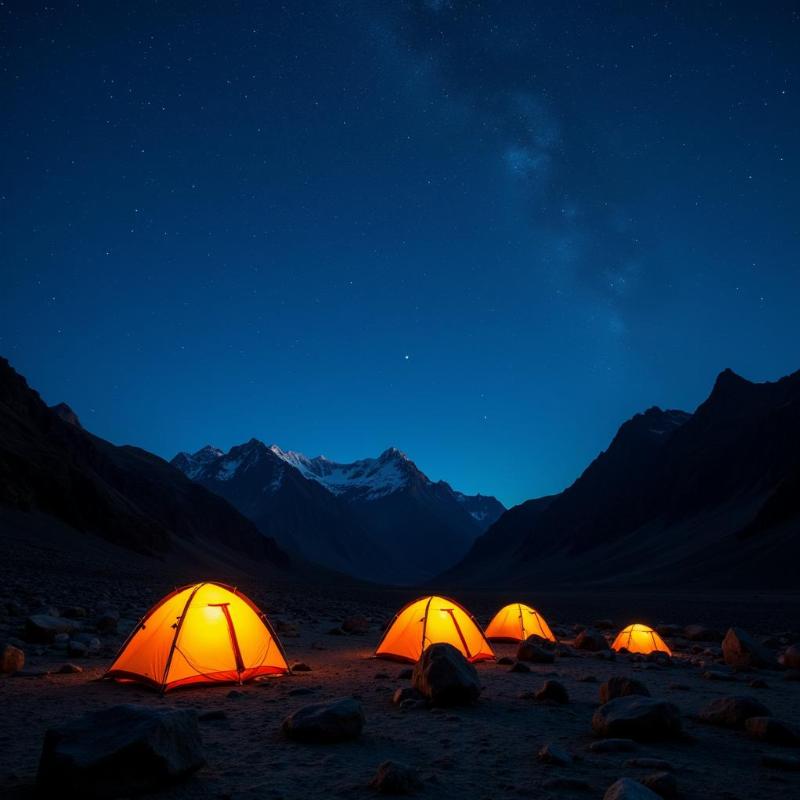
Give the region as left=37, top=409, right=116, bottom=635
left=2, top=2, right=798, bottom=507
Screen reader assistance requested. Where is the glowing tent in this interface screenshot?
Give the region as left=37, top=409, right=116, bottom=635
left=105, top=582, right=289, bottom=691
left=375, top=595, right=494, bottom=663
left=611, top=623, right=672, bottom=656
left=485, top=603, right=556, bottom=643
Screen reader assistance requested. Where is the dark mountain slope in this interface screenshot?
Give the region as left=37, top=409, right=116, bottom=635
left=0, top=357, right=288, bottom=570
left=443, top=368, right=800, bottom=589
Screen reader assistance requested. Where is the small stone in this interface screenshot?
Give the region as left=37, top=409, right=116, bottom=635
left=535, top=679, right=569, bottom=704
left=226, top=690, right=245, bottom=699
left=516, top=635, right=555, bottom=663
left=722, top=627, right=777, bottom=669
left=781, top=644, right=800, bottom=669
left=575, top=628, right=609, bottom=651
left=684, top=624, right=721, bottom=642
left=95, top=609, right=119, bottom=634
left=198, top=710, right=227, bottom=721
left=624, top=758, right=673, bottom=770
left=0, top=643, right=25, bottom=674
left=577, top=674, right=597, bottom=682
left=369, top=760, right=422, bottom=794
left=745, top=717, right=799, bottom=746
left=341, top=616, right=370, bottom=635
left=603, top=777, right=662, bottom=799
left=282, top=698, right=365, bottom=743
left=326, top=626, right=345, bottom=636
left=25, top=615, right=76, bottom=644
left=703, top=670, right=735, bottom=681
left=497, top=656, right=514, bottom=665
left=68, top=640, right=89, bottom=658
left=599, top=676, right=650, bottom=704
left=288, top=687, right=315, bottom=696
left=538, top=742, right=573, bottom=765
left=750, top=678, right=768, bottom=689
left=698, top=695, right=770, bottom=728
left=291, top=662, right=311, bottom=672
left=509, top=661, right=531, bottom=673
left=393, top=687, right=425, bottom=705
left=589, top=738, right=637, bottom=753
left=57, top=663, right=83, bottom=674
left=398, top=668, right=413, bottom=679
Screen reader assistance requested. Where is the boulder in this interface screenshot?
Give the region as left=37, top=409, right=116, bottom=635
left=25, top=615, right=77, bottom=643
left=517, top=636, right=555, bottom=663
left=592, top=696, right=681, bottom=740
left=781, top=644, right=800, bottom=669
left=698, top=695, right=770, bottom=728
left=281, top=698, right=364, bottom=743
left=604, top=778, right=662, bottom=800
left=538, top=742, right=573, bottom=765
left=535, top=679, right=569, bottom=704
left=575, top=628, right=609, bottom=651
left=745, top=717, right=799, bottom=746
left=37, top=704, right=204, bottom=798
left=412, top=643, right=481, bottom=707
left=599, top=676, right=651, bottom=704
left=722, top=627, right=777, bottom=669
left=369, top=760, right=422, bottom=794
left=1, top=643, right=24, bottom=673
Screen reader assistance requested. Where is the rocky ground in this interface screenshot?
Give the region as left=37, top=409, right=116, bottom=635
left=1, top=526, right=799, bottom=799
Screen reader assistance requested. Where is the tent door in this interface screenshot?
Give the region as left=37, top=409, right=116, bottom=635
left=210, top=603, right=245, bottom=681
left=443, top=608, right=472, bottom=660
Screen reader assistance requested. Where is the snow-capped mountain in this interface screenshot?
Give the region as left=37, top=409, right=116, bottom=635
left=171, top=440, right=504, bottom=583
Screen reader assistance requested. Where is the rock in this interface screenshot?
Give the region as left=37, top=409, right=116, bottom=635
left=412, top=643, right=481, bottom=707
left=535, top=679, right=569, bottom=704
left=68, top=640, right=89, bottom=658
left=95, top=609, right=119, bottom=634
left=640, top=771, right=678, bottom=798
left=655, top=624, right=682, bottom=638
left=698, top=695, right=770, bottom=728
left=1, top=643, right=24, bottom=673
left=281, top=698, right=364, bottom=743
left=722, top=627, right=777, bottom=669
left=781, top=644, right=800, bottom=669
left=25, top=615, right=76, bottom=643
left=61, top=606, right=87, bottom=619
left=577, top=674, right=597, bottom=682
left=599, top=676, right=651, bottom=704
left=604, top=777, right=662, bottom=800
left=226, top=689, right=245, bottom=699
left=592, top=696, right=681, bottom=740
left=703, top=670, right=736, bottom=681
left=509, top=661, right=531, bottom=673
left=398, top=668, right=413, bottom=679
left=497, top=656, right=514, bottom=665
left=72, top=633, right=101, bottom=652
left=625, top=758, right=673, bottom=770
left=761, top=754, right=800, bottom=771
left=745, top=717, right=799, bottom=746
left=750, top=678, right=768, bottom=689
left=287, top=687, right=315, bottom=696
left=575, top=628, right=608, bottom=651
left=57, top=663, right=83, bottom=674
left=341, top=615, right=370, bottom=635
left=37, top=704, right=204, bottom=797
left=326, top=626, right=345, bottom=636
left=517, top=636, right=555, bottom=663
left=538, top=742, right=573, bottom=765
left=589, top=738, right=637, bottom=753
left=393, top=687, right=425, bottom=705
left=684, top=624, right=721, bottom=642
left=369, top=760, right=422, bottom=794
left=198, top=710, right=226, bottom=721
left=291, top=662, right=311, bottom=672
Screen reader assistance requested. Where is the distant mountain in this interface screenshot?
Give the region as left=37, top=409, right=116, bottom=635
left=442, top=368, right=800, bottom=589
left=173, top=442, right=505, bottom=583
left=0, top=358, right=289, bottom=574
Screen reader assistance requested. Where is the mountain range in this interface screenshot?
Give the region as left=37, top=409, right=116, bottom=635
left=0, top=357, right=289, bottom=578
left=171, top=441, right=505, bottom=583
left=441, top=368, right=800, bottom=589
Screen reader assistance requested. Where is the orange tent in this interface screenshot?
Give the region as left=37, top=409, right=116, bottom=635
left=611, top=623, right=672, bottom=656
left=485, top=602, right=556, bottom=643
left=105, top=582, right=289, bottom=691
left=375, top=595, right=494, bottom=663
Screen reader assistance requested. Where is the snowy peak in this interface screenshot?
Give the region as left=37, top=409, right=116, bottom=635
left=172, top=444, right=225, bottom=479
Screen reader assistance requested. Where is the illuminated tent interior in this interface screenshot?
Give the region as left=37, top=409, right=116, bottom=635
left=484, top=602, right=556, bottom=643
left=611, top=623, right=672, bottom=655
left=375, top=594, right=495, bottom=663
left=105, top=582, right=289, bottom=691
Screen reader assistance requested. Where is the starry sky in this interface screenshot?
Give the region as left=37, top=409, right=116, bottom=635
left=2, top=2, right=799, bottom=507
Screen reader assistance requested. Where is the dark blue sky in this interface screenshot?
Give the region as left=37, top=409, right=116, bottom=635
left=2, top=2, right=798, bottom=506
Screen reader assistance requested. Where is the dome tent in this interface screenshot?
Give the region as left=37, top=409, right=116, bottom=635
left=485, top=602, right=556, bottom=643
left=375, top=595, right=494, bottom=663
left=105, top=582, right=289, bottom=691
left=611, top=623, right=672, bottom=655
